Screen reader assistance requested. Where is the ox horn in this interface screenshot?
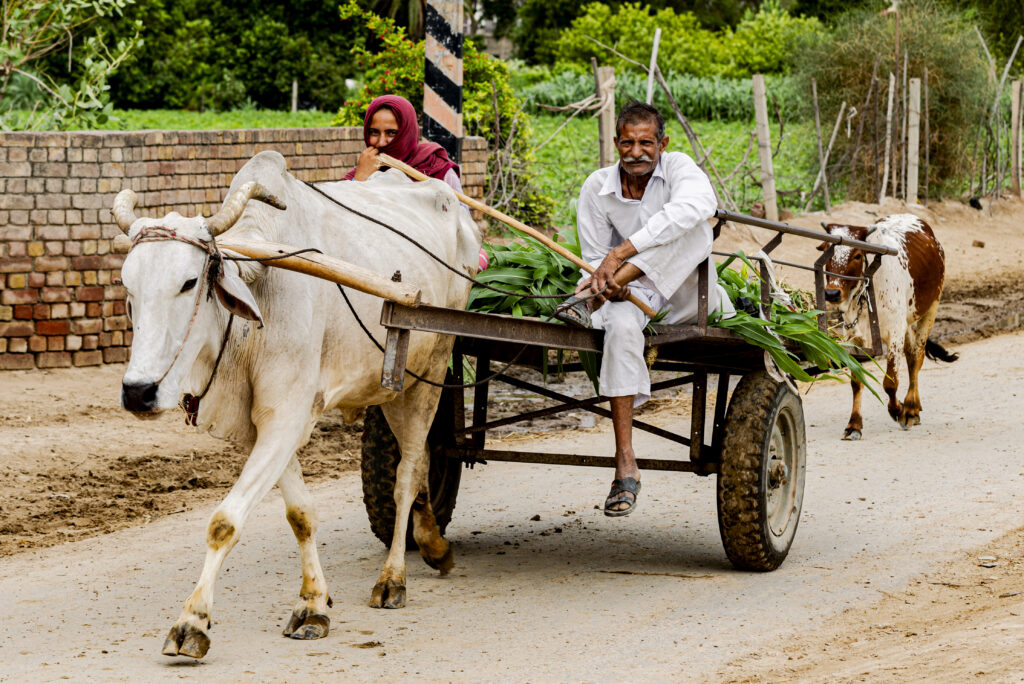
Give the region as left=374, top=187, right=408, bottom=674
left=113, top=189, right=140, bottom=233
left=206, top=182, right=287, bottom=237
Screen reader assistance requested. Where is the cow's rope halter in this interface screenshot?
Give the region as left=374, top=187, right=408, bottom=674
left=129, top=226, right=235, bottom=425
left=840, top=279, right=871, bottom=334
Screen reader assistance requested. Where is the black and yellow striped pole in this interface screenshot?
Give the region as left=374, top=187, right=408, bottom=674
left=424, top=0, right=463, bottom=162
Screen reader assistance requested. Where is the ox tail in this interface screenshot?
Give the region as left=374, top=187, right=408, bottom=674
left=925, top=338, right=959, bottom=363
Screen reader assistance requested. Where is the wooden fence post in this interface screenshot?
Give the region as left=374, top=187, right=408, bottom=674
left=752, top=74, right=778, bottom=221
left=924, top=67, right=930, bottom=205
left=645, top=28, right=661, bottom=105
left=424, top=0, right=464, bottom=162
left=907, top=77, right=921, bottom=204
left=880, top=73, right=896, bottom=205
left=1012, top=80, right=1022, bottom=198
left=291, top=79, right=298, bottom=113
left=811, top=78, right=831, bottom=212
left=593, top=61, right=616, bottom=168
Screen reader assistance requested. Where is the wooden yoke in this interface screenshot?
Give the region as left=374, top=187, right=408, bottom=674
left=216, top=237, right=421, bottom=308
left=377, top=153, right=658, bottom=319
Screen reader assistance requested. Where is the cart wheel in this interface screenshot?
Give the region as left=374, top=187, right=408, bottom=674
left=716, top=370, right=806, bottom=571
left=360, top=402, right=461, bottom=548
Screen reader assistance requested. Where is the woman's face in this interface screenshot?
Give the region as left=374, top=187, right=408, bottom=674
left=367, top=108, right=400, bottom=149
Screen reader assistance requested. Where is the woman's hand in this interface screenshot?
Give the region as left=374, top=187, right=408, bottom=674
left=353, top=146, right=381, bottom=181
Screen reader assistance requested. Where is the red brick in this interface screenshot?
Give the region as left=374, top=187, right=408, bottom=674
left=1, top=289, right=37, bottom=305
left=73, top=350, right=103, bottom=366
left=36, top=226, right=69, bottom=240
left=34, top=256, right=69, bottom=272
left=104, top=315, right=129, bottom=331
left=50, top=303, right=68, bottom=319
left=111, top=300, right=126, bottom=315
left=8, top=338, right=27, bottom=353
left=33, top=304, right=49, bottom=319
left=103, top=347, right=130, bottom=363
left=0, top=321, right=33, bottom=336
left=29, top=335, right=46, bottom=352
left=47, top=336, right=65, bottom=351
left=36, top=351, right=71, bottom=368
left=102, top=254, right=125, bottom=269
left=77, top=286, right=105, bottom=302
left=0, top=257, right=32, bottom=273
left=6, top=242, right=26, bottom=257
left=72, top=255, right=103, bottom=270
left=37, top=319, right=70, bottom=335
left=28, top=273, right=45, bottom=287
left=41, top=287, right=72, bottom=303
left=13, top=305, right=33, bottom=319
left=0, top=353, right=34, bottom=370
left=71, top=225, right=102, bottom=240
left=86, top=302, right=102, bottom=317
left=72, top=318, right=103, bottom=334
left=82, top=334, right=98, bottom=350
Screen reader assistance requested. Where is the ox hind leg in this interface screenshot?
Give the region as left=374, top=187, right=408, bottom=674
left=279, top=455, right=331, bottom=640
left=162, top=414, right=312, bottom=658
left=899, top=304, right=940, bottom=428
left=843, top=378, right=864, bottom=440
left=370, top=380, right=451, bottom=609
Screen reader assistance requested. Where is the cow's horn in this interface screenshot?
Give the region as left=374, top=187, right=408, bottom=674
left=113, top=189, right=140, bottom=233
left=206, top=182, right=287, bottom=236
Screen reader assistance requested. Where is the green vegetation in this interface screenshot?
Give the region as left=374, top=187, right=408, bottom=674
left=530, top=113, right=820, bottom=228
left=91, top=109, right=335, bottom=130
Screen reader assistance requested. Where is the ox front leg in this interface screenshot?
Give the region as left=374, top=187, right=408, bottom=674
left=883, top=350, right=903, bottom=425
left=898, top=337, right=928, bottom=429
left=843, top=379, right=864, bottom=440
left=370, top=386, right=450, bottom=609
left=279, top=456, right=331, bottom=640
left=162, top=418, right=308, bottom=658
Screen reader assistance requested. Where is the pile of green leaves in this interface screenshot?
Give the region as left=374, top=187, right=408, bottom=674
left=467, top=229, right=582, bottom=319
left=711, top=254, right=880, bottom=399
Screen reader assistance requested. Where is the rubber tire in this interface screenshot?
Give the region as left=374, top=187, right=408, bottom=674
left=360, top=403, right=461, bottom=549
left=716, top=370, right=806, bottom=571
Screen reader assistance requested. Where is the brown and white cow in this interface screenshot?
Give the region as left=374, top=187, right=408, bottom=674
left=820, top=214, right=958, bottom=440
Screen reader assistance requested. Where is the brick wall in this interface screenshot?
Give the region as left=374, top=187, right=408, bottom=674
left=0, top=128, right=488, bottom=370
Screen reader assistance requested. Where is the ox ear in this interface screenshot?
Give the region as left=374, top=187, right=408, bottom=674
left=214, top=262, right=263, bottom=325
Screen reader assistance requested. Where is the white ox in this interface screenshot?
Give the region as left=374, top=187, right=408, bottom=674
left=114, top=150, right=480, bottom=658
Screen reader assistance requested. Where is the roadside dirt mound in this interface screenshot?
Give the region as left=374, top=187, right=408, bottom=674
left=715, top=526, right=1024, bottom=683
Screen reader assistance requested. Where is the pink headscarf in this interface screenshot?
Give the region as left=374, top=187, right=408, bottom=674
left=343, top=95, right=459, bottom=181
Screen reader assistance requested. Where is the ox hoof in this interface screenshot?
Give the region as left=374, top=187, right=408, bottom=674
left=162, top=622, right=211, bottom=659
left=898, top=413, right=920, bottom=429
left=370, top=579, right=406, bottom=609
left=842, top=428, right=862, bottom=441
left=421, top=542, right=454, bottom=575
left=283, top=609, right=330, bottom=640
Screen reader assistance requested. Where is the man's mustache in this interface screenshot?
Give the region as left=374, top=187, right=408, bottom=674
left=622, top=155, right=654, bottom=163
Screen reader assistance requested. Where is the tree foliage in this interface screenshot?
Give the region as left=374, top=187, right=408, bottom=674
left=0, top=0, right=140, bottom=130
left=95, top=0, right=357, bottom=111
left=333, top=1, right=553, bottom=226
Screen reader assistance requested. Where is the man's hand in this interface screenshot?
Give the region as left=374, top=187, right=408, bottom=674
left=353, top=146, right=381, bottom=181
left=575, top=240, right=642, bottom=310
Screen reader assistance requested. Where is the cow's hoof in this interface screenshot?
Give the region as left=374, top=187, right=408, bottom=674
left=421, top=541, right=454, bottom=575
left=283, top=609, right=330, bottom=640
left=842, top=428, right=862, bottom=441
left=370, top=579, right=406, bottom=609
left=899, top=414, right=920, bottom=429
left=162, top=621, right=211, bottom=658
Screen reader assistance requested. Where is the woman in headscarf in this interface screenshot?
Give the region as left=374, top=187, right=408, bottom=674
left=345, top=94, right=486, bottom=269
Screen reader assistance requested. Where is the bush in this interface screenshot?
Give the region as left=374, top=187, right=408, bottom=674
left=333, top=2, right=553, bottom=227
left=553, top=2, right=725, bottom=78
left=792, top=0, right=991, bottom=199
left=721, top=0, right=824, bottom=77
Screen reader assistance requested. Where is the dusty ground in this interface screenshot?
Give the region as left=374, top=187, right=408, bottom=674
left=2, top=197, right=1024, bottom=681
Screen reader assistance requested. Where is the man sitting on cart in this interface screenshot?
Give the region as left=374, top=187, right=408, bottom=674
left=555, top=100, right=733, bottom=517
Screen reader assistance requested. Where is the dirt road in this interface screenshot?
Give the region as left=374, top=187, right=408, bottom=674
left=2, top=329, right=1023, bottom=682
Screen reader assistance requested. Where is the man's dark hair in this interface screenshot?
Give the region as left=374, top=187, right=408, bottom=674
left=615, top=100, right=665, bottom=141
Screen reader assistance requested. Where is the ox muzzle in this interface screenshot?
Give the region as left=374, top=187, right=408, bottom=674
left=824, top=288, right=842, bottom=303
left=122, top=381, right=160, bottom=414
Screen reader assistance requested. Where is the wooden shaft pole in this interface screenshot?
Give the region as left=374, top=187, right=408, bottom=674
left=907, top=77, right=921, bottom=204
left=216, top=237, right=422, bottom=308
left=377, top=153, right=658, bottom=318
left=752, top=74, right=778, bottom=221
left=1012, top=80, right=1022, bottom=197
